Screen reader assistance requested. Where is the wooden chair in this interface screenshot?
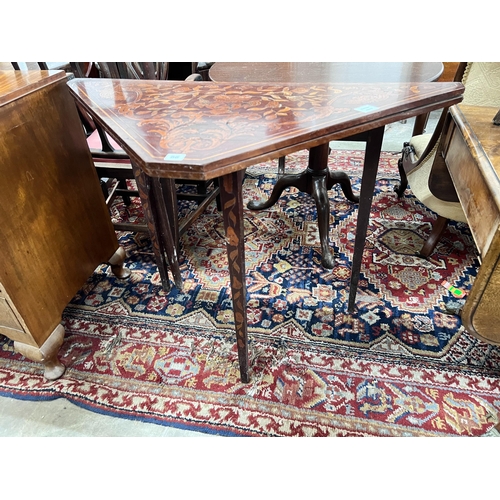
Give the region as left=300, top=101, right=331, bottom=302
left=394, top=62, right=500, bottom=258
left=193, top=62, right=215, bottom=81
left=70, top=62, right=220, bottom=245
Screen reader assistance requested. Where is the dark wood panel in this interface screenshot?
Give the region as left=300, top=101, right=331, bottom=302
left=0, top=72, right=120, bottom=343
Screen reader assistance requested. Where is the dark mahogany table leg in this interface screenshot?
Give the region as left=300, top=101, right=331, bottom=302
left=131, top=162, right=172, bottom=292
left=160, top=177, right=181, bottom=254
left=248, top=143, right=358, bottom=268
left=219, top=170, right=250, bottom=383
left=311, top=174, right=336, bottom=268
left=278, top=156, right=286, bottom=176
left=348, top=126, right=385, bottom=312
left=310, top=145, right=359, bottom=268
left=151, top=177, right=183, bottom=289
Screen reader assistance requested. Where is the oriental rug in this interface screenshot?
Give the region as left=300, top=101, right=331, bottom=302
left=1, top=150, right=500, bottom=437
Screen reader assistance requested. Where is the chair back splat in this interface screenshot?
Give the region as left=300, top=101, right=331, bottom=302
left=69, top=62, right=219, bottom=245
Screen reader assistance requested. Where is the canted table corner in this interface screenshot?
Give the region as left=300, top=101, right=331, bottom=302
left=67, top=78, right=464, bottom=382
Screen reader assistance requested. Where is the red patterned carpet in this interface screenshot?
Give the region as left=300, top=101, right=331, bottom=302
left=1, top=150, right=499, bottom=436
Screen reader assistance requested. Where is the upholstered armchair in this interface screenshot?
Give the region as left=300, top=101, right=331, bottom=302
left=394, top=62, right=500, bottom=257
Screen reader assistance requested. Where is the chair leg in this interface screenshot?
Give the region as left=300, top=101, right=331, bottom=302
left=196, top=180, right=209, bottom=195
left=118, top=179, right=132, bottom=206
left=100, top=179, right=109, bottom=200
left=214, top=178, right=222, bottom=211
left=419, top=215, right=449, bottom=258
left=394, top=151, right=409, bottom=198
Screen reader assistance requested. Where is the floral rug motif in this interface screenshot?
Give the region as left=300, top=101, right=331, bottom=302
left=1, top=150, right=499, bottom=437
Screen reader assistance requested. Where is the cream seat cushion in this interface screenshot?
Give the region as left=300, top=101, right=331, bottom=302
left=407, top=135, right=468, bottom=223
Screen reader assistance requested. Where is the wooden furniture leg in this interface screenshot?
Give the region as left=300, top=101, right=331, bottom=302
left=161, top=178, right=180, bottom=253
left=151, top=177, right=183, bottom=289
left=348, top=126, right=385, bottom=312
left=248, top=143, right=358, bottom=268
left=219, top=170, right=250, bottom=383
left=419, top=215, right=449, bottom=258
left=412, top=112, right=430, bottom=136
left=394, top=149, right=410, bottom=198
left=107, top=247, right=131, bottom=278
left=130, top=162, right=172, bottom=291
left=278, top=156, right=286, bottom=176
left=311, top=174, right=335, bottom=267
left=13, top=324, right=66, bottom=380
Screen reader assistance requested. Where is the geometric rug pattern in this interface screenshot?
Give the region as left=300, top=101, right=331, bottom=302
left=1, top=150, right=499, bottom=436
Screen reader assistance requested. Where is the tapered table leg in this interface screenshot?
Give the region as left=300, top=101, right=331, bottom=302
left=347, top=126, right=385, bottom=311
left=219, top=170, right=250, bottom=383
left=151, top=177, right=183, bottom=289
left=130, top=162, right=171, bottom=292
left=161, top=178, right=181, bottom=254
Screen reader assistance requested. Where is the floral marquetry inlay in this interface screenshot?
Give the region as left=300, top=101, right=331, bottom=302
left=68, top=79, right=464, bottom=179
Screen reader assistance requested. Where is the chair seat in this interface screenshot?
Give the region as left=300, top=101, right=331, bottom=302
left=86, top=129, right=124, bottom=152
left=409, top=133, right=432, bottom=158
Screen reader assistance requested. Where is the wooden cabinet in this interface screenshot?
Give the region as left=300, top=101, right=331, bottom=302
left=442, top=104, right=500, bottom=344
left=0, top=70, right=129, bottom=379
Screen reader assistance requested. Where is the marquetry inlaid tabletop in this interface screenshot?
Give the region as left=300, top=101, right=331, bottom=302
left=67, top=79, right=464, bottom=180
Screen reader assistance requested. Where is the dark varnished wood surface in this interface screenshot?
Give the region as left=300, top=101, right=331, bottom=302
left=209, top=62, right=444, bottom=84
left=0, top=70, right=125, bottom=378
left=67, top=79, right=464, bottom=181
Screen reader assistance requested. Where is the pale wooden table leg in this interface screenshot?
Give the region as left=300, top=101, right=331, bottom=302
left=107, top=247, right=131, bottom=278
left=14, top=324, right=66, bottom=380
